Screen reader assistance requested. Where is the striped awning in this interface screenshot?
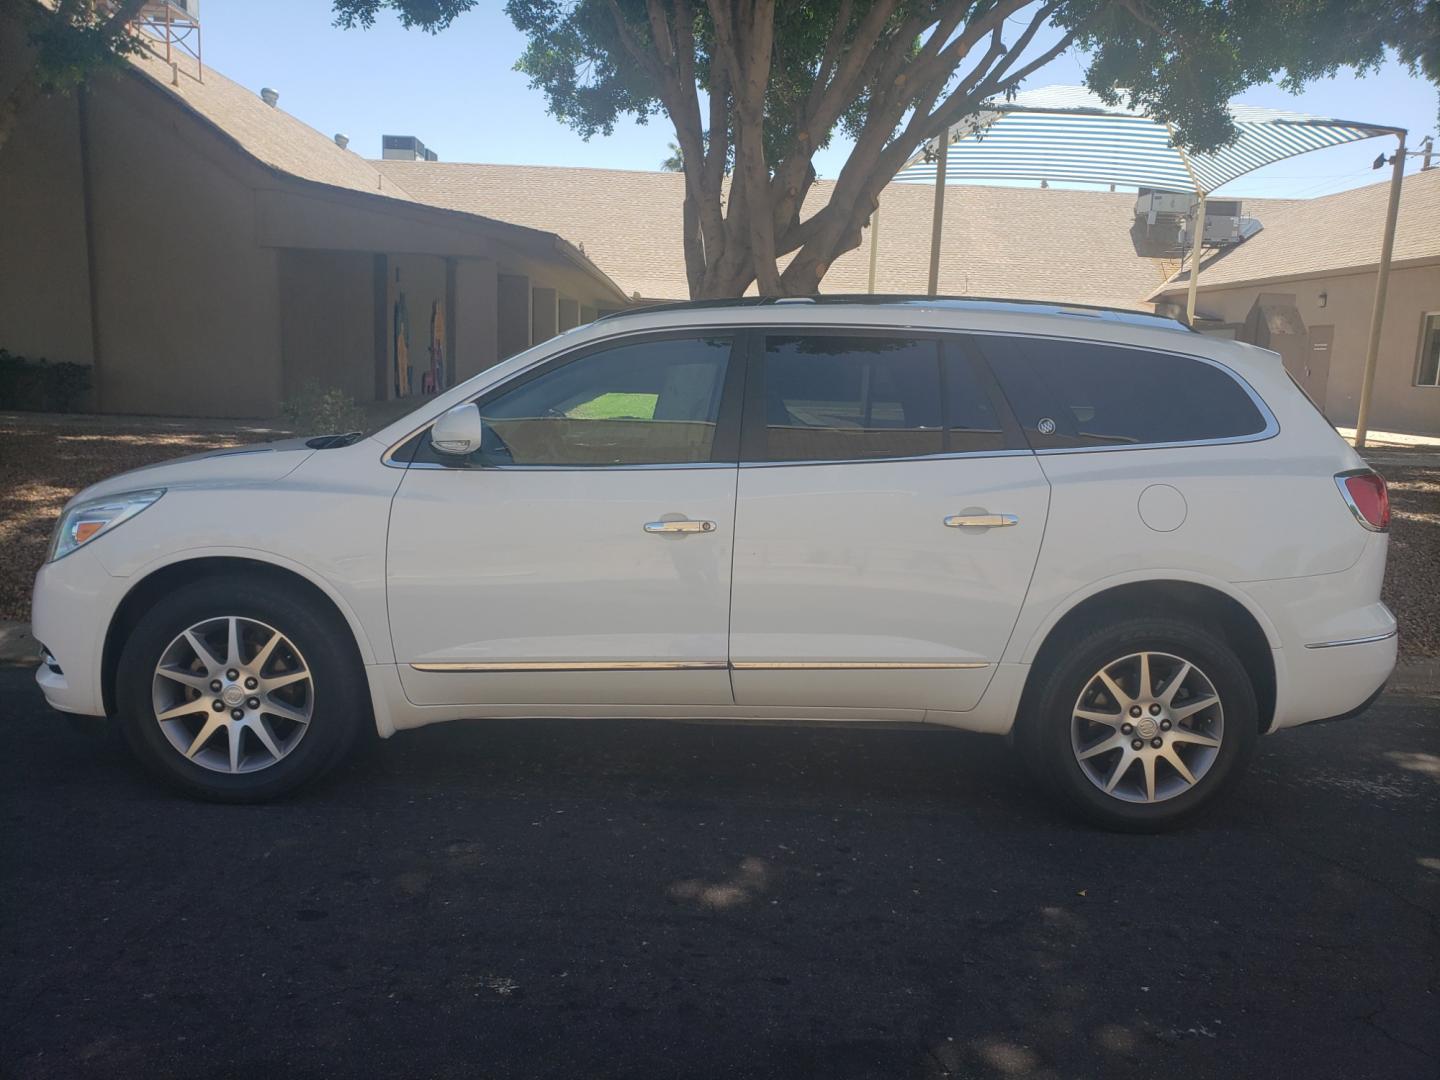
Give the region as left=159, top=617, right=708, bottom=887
left=893, top=85, right=1398, bottom=193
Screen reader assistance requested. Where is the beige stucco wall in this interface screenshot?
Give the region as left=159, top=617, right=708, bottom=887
left=0, top=91, right=93, bottom=368
left=1181, top=265, right=1440, bottom=435
left=278, top=250, right=375, bottom=403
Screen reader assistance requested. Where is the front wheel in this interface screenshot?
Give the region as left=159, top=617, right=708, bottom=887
left=1016, top=617, right=1258, bottom=832
left=115, top=577, right=365, bottom=802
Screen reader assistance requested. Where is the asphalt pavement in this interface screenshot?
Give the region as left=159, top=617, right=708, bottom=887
left=1, top=667, right=1436, bottom=1080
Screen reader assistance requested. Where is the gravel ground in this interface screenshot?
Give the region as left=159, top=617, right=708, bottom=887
left=1364, top=451, right=1440, bottom=658
left=1, top=412, right=1436, bottom=657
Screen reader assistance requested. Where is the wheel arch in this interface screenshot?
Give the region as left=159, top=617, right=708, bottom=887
left=101, top=554, right=376, bottom=718
left=1017, top=578, right=1278, bottom=733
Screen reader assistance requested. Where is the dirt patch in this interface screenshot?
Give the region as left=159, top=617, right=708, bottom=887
left=0, top=413, right=288, bottom=621
left=1368, top=453, right=1440, bottom=659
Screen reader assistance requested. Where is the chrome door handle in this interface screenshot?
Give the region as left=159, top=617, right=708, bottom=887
left=944, top=514, right=1019, bottom=528
left=644, top=519, right=717, bottom=534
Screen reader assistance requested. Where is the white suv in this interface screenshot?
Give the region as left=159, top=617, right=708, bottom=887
left=31, top=298, right=1397, bottom=830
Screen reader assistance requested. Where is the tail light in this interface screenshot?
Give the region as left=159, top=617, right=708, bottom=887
left=1335, top=469, right=1390, bottom=531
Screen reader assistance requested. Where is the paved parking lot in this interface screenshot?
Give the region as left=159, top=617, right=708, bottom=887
left=1, top=667, right=1436, bottom=1079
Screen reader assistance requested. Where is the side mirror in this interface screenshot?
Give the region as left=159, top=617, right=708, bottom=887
left=430, top=402, right=484, bottom=456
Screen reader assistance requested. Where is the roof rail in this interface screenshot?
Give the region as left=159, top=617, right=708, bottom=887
left=597, top=294, right=1191, bottom=331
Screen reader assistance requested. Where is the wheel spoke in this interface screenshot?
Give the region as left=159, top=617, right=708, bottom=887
left=1140, top=753, right=1157, bottom=802
left=183, top=629, right=223, bottom=672
left=1164, top=746, right=1198, bottom=786
left=225, top=617, right=241, bottom=668
left=1172, top=694, right=1219, bottom=721
left=262, top=699, right=310, bottom=725
left=1078, top=734, right=1125, bottom=761
left=1139, top=652, right=1154, bottom=699
left=156, top=667, right=211, bottom=692
left=1097, top=669, right=1133, bottom=710
left=1170, top=728, right=1221, bottom=749
left=226, top=721, right=242, bottom=773
left=185, top=716, right=224, bottom=759
left=1104, top=750, right=1135, bottom=793
left=247, top=717, right=282, bottom=761
left=250, top=630, right=282, bottom=674
left=1075, top=708, right=1126, bottom=728
left=1161, top=661, right=1193, bottom=705
left=156, top=700, right=209, bottom=723
left=261, top=670, right=309, bottom=693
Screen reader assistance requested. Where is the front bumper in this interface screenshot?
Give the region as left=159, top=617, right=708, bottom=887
left=30, top=548, right=116, bottom=718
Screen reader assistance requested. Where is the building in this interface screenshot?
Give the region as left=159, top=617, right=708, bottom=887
left=1151, top=167, right=1440, bottom=433
left=0, top=9, right=626, bottom=418
left=3, top=4, right=1433, bottom=432
left=377, top=160, right=1290, bottom=310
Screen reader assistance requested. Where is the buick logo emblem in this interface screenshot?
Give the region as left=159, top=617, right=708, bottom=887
left=1037, top=417, right=1057, bottom=435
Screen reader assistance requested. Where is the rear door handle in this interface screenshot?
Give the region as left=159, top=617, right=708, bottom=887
left=644, top=520, right=717, bottom=534
left=944, top=514, right=1019, bottom=529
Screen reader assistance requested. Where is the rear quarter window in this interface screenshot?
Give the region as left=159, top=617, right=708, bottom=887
left=978, top=335, right=1270, bottom=449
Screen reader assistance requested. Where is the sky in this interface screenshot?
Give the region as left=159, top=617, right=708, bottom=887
left=199, top=1, right=1438, bottom=200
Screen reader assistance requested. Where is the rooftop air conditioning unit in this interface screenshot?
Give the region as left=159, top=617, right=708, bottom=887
left=1131, top=188, right=1261, bottom=258
left=144, top=0, right=200, bottom=17
left=382, top=135, right=437, bottom=162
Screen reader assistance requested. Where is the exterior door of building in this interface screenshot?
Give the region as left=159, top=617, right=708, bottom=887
left=1303, top=325, right=1334, bottom=411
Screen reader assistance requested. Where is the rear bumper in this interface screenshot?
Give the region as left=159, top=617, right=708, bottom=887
left=1269, top=628, right=1396, bottom=730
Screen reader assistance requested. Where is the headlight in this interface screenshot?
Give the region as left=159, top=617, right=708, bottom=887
left=49, top=489, right=165, bottom=562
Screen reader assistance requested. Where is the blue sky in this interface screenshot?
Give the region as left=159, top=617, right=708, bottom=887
left=202, top=1, right=1437, bottom=200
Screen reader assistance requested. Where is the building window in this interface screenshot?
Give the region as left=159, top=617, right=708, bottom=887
left=1418, top=313, right=1440, bottom=387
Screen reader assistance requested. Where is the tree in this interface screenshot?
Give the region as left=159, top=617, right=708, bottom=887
left=0, top=0, right=149, bottom=157
left=334, top=0, right=1439, bottom=297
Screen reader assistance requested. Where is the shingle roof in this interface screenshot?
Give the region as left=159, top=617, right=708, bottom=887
left=127, top=48, right=415, bottom=202
left=374, top=160, right=1291, bottom=308
left=1154, top=166, right=1440, bottom=297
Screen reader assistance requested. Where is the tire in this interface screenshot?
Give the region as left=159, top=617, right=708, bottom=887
left=115, top=575, right=366, bottom=802
left=1015, top=616, right=1258, bottom=832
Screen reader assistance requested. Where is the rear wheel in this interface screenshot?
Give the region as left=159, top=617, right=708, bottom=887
left=1017, top=617, right=1258, bottom=831
left=115, top=577, right=365, bottom=802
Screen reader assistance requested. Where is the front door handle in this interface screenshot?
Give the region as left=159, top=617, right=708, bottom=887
left=644, top=519, right=717, bottom=534
left=944, top=513, right=1019, bottom=529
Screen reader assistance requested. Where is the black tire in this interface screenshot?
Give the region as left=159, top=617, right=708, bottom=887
left=1015, top=616, right=1258, bottom=832
left=115, top=575, right=366, bottom=802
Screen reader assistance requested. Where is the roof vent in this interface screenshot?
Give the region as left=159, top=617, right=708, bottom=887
left=382, top=134, right=438, bottom=162
left=260, top=87, right=279, bottom=108
left=334, top=133, right=350, bottom=150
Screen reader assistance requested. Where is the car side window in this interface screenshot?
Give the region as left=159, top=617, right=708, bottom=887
left=979, top=335, right=1269, bottom=449
left=758, top=336, right=945, bottom=462
left=414, top=335, right=734, bottom=467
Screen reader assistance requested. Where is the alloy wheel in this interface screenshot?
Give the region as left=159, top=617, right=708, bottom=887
left=1069, top=650, right=1224, bottom=804
left=150, top=616, right=314, bottom=774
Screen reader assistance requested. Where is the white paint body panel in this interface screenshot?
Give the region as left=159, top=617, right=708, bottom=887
left=729, top=455, right=1049, bottom=710
left=386, top=466, right=736, bottom=706
left=29, top=301, right=1396, bottom=746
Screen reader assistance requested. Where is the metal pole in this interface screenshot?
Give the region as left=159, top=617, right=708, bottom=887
left=1185, top=192, right=1206, bottom=326
left=927, top=127, right=949, bottom=297
left=867, top=204, right=880, bottom=293
left=1354, top=133, right=1407, bottom=449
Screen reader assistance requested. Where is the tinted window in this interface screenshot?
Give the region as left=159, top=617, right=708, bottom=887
left=981, top=336, right=1268, bottom=448
left=419, top=336, right=732, bottom=467
left=944, top=350, right=1009, bottom=453
left=760, top=336, right=944, bottom=462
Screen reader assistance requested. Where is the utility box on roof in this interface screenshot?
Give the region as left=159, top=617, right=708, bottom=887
left=1130, top=189, right=1262, bottom=258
